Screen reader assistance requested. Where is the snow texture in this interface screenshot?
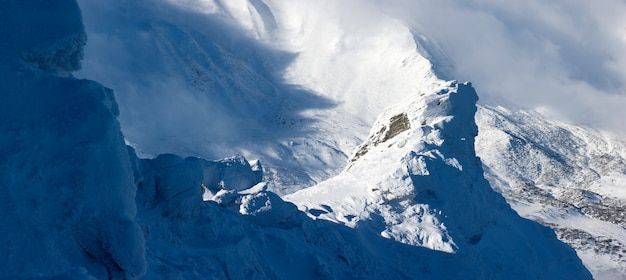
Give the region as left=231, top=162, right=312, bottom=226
left=286, top=81, right=591, bottom=278
left=0, top=0, right=86, bottom=75
left=0, top=0, right=613, bottom=279
left=476, top=105, right=626, bottom=279
left=0, top=1, right=144, bottom=279
left=76, top=0, right=439, bottom=194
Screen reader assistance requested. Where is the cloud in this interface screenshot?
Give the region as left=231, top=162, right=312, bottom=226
left=76, top=0, right=336, bottom=160
left=75, top=0, right=257, bottom=158
left=77, top=0, right=626, bottom=140
left=379, top=0, right=626, bottom=134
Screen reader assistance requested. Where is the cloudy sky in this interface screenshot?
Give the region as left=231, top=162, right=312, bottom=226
left=382, top=0, right=626, bottom=134
left=78, top=0, right=626, bottom=136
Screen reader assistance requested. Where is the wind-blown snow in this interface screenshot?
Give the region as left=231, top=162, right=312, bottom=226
left=1, top=0, right=621, bottom=279
left=382, top=0, right=626, bottom=135
left=76, top=0, right=440, bottom=193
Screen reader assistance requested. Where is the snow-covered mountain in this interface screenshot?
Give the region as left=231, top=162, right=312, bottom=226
left=476, top=106, right=626, bottom=279
left=1, top=0, right=624, bottom=279
left=75, top=0, right=441, bottom=194
left=285, top=80, right=589, bottom=279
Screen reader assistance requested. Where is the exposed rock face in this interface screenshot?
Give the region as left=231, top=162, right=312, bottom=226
left=350, top=113, right=411, bottom=164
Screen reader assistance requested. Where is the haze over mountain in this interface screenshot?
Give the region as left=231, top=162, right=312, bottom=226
left=1, top=0, right=624, bottom=279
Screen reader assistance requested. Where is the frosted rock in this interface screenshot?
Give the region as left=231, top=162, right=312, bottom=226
left=1, top=0, right=86, bottom=74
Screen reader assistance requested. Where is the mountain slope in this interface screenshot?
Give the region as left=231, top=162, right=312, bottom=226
left=76, top=0, right=440, bottom=194
left=476, top=105, right=626, bottom=279
left=0, top=2, right=435, bottom=278
left=285, top=80, right=591, bottom=279
left=3, top=0, right=622, bottom=279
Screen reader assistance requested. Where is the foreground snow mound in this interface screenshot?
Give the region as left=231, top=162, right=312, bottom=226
left=0, top=1, right=145, bottom=278
left=287, top=81, right=591, bottom=278
left=476, top=105, right=626, bottom=279
left=126, top=149, right=445, bottom=279
left=0, top=68, right=145, bottom=280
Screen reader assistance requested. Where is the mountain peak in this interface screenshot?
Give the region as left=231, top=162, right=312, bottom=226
left=286, top=80, right=590, bottom=278
left=347, top=80, right=478, bottom=169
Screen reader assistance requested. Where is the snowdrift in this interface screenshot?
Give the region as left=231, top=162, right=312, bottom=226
left=0, top=1, right=144, bottom=278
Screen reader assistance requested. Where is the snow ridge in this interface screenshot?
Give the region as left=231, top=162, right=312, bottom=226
left=0, top=1, right=602, bottom=279
left=76, top=0, right=441, bottom=194
left=286, top=81, right=591, bottom=278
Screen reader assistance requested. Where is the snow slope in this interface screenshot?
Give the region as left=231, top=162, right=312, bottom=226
left=286, top=81, right=590, bottom=279
left=76, top=0, right=439, bottom=194
left=2, top=1, right=443, bottom=278
left=476, top=106, right=626, bottom=279
left=2, top=0, right=620, bottom=279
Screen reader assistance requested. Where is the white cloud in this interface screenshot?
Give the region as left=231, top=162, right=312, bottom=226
left=379, top=0, right=626, bottom=134
left=78, top=0, right=626, bottom=136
